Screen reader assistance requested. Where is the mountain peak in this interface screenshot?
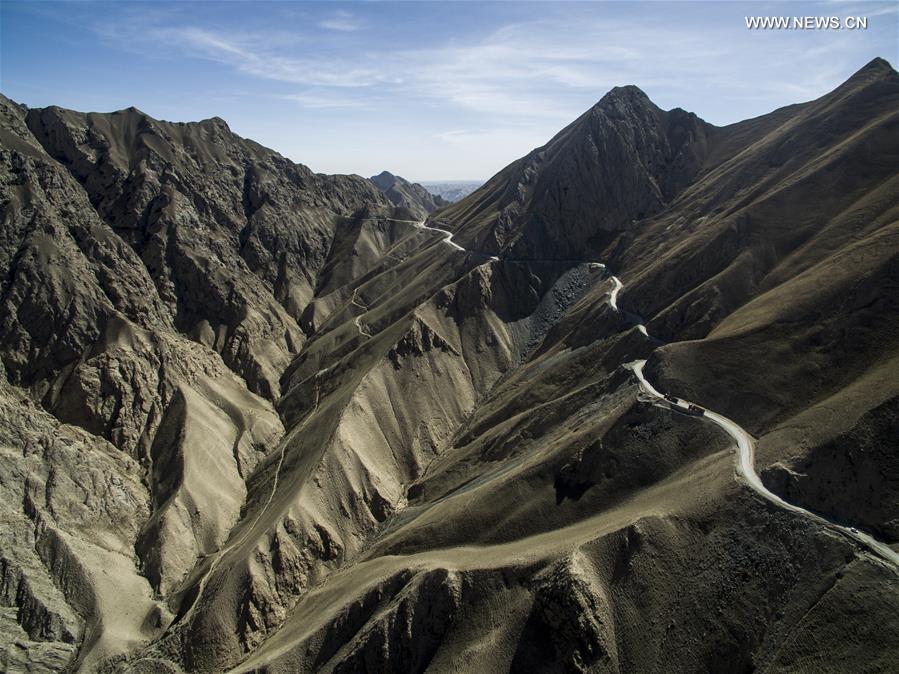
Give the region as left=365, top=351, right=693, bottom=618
left=591, top=84, right=660, bottom=120
left=860, top=56, right=893, bottom=73
left=369, top=170, right=447, bottom=217
left=842, top=56, right=898, bottom=88
left=370, top=170, right=398, bottom=190
left=597, top=84, right=653, bottom=108
left=113, top=105, right=147, bottom=116
left=200, top=115, right=231, bottom=130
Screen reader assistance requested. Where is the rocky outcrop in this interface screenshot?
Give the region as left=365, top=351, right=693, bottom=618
left=0, top=365, right=162, bottom=669
left=387, top=317, right=459, bottom=369
left=511, top=554, right=618, bottom=672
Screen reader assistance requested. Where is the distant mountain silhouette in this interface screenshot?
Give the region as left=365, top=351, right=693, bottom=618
left=370, top=170, right=449, bottom=219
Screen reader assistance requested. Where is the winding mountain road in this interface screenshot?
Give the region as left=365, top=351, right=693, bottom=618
left=385, top=217, right=466, bottom=252
left=412, top=219, right=466, bottom=252
left=169, top=212, right=897, bottom=651
left=604, top=270, right=650, bottom=336
left=608, top=274, right=623, bottom=310
left=357, top=221, right=898, bottom=568
left=387, top=217, right=498, bottom=260
left=626, top=357, right=899, bottom=568
left=350, top=216, right=898, bottom=570
left=348, top=216, right=496, bottom=340
left=350, top=288, right=372, bottom=338
left=603, top=272, right=897, bottom=567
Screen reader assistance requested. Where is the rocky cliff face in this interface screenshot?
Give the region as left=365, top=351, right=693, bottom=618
left=1, top=58, right=898, bottom=673
left=0, top=94, right=397, bottom=669
left=22, top=104, right=390, bottom=399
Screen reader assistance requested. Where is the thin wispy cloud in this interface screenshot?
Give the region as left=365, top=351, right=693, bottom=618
left=319, top=10, right=365, bottom=32
left=281, top=91, right=367, bottom=109
left=80, top=0, right=897, bottom=120
left=4, top=0, right=895, bottom=179
left=94, top=14, right=719, bottom=117
left=146, top=26, right=382, bottom=88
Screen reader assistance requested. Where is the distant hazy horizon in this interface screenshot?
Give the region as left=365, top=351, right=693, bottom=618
left=416, top=179, right=485, bottom=186
left=3, top=1, right=896, bottom=180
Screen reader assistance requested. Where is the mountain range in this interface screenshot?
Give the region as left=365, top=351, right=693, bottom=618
left=0, top=57, right=897, bottom=672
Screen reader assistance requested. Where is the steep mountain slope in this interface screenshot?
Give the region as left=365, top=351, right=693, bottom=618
left=370, top=170, right=449, bottom=220
left=0, top=57, right=897, bottom=674
left=434, top=85, right=712, bottom=259
left=437, top=56, right=899, bottom=547
left=619, top=58, right=899, bottom=542
left=23, top=104, right=392, bottom=398
left=0, top=94, right=398, bottom=669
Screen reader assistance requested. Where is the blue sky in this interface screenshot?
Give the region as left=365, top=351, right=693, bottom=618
left=2, top=1, right=896, bottom=180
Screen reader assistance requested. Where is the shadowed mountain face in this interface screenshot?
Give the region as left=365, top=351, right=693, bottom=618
left=434, top=85, right=713, bottom=260
left=1, top=58, right=898, bottom=673
left=370, top=170, right=449, bottom=219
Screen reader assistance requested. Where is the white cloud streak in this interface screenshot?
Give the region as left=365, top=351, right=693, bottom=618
left=89, top=3, right=897, bottom=123
left=319, top=10, right=365, bottom=32
left=100, top=16, right=704, bottom=117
